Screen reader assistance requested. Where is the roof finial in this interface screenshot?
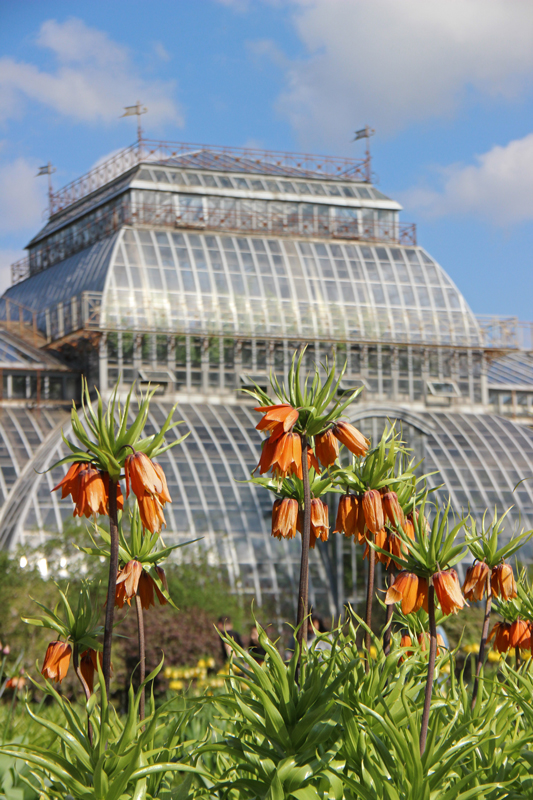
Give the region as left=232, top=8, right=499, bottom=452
left=121, top=101, right=148, bottom=152
left=36, top=162, right=56, bottom=217
left=353, top=125, right=375, bottom=182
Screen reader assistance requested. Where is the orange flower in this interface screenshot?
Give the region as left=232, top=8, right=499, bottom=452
left=364, top=528, right=387, bottom=563
left=334, top=495, right=358, bottom=537
left=41, top=641, right=72, bottom=683
left=491, top=563, right=517, bottom=600
left=381, top=491, right=405, bottom=529
left=314, top=430, right=339, bottom=468
left=137, top=570, right=168, bottom=609
left=362, top=489, right=384, bottom=534
left=73, top=467, right=107, bottom=518
left=272, top=498, right=299, bottom=540
left=80, top=649, right=103, bottom=694
left=509, top=619, right=531, bottom=650
left=138, top=492, right=166, bottom=533
left=462, top=561, right=490, bottom=602
left=307, top=447, right=321, bottom=474
left=5, top=676, right=26, bottom=690
left=403, top=517, right=415, bottom=540
left=434, top=569, right=467, bottom=616
left=418, top=632, right=446, bottom=656
left=115, top=560, right=143, bottom=608
left=255, top=404, right=299, bottom=441
left=332, top=421, right=370, bottom=457
left=309, top=498, right=329, bottom=549
left=270, top=432, right=302, bottom=479
left=488, top=621, right=511, bottom=653
left=257, top=436, right=279, bottom=475
left=385, top=571, right=420, bottom=614
left=52, top=461, right=88, bottom=503
left=125, top=451, right=163, bottom=500
left=399, top=633, right=413, bottom=663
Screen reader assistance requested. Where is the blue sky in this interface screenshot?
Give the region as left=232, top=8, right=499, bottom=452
left=0, top=0, right=532, bottom=318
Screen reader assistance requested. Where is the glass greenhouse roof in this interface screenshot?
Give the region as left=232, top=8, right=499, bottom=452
left=103, top=230, right=480, bottom=345
left=488, top=352, right=533, bottom=386
left=3, top=402, right=533, bottom=616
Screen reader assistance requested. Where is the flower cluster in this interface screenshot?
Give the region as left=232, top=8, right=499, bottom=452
left=462, top=560, right=517, bottom=602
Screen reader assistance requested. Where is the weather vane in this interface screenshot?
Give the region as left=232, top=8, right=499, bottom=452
left=36, top=162, right=56, bottom=216
left=121, top=101, right=148, bottom=147
left=353, top=125, right=375, bottom=183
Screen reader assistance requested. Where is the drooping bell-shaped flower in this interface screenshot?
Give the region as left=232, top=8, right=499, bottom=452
left=254, top=404, right=299, bottom=441
left=272, top=498, right=298, bottom=540
left=488, top=621, right=511, bottom=653
left=434, top=569, right=467, bottom=616
left=462, top=561, right=490, bottom=602
left=52, top=461, right=88, bottom=503
left=41, top=641, right=72, bottom=684
left=314, top=430, right=339, bottom=468
left=362, top=489, right=384, bottom=534
left=309, top=498, right=329, bottom=549
left=385, top=570, right=420, bottom=614
left=73, top=467, right=107, bottom=518
left=331, top=421, right=370, bottom=457
left=509, top=619, right=531, bottom=650
left=381, top=491, right=405, bottom=529
left=125, top=451, right=163, bottom=500
left=334, top=495, right=358, bottom=538
left=491, top=563, right=517, bottom=600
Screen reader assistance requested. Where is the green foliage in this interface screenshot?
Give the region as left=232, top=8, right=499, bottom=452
left=22, top=581, right=103, bottom=652
left=52, top=379, right=187, bottom=480
left=245, top=347, right=362, bottom=437
left=1, top=663, right=203, bottom=800
left=464, top=509, right=533, bottom=569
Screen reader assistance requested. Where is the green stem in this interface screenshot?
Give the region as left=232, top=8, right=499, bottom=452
left=364, top=541, right=376, bottom=673
left=73, top=644, right=93, bottom=745
left=103, top=478, right=119, bottom=700
left=135, top=595, right=146, bottom=720
left=420, top=580, right=437, bottom=755
left=295, top=435, right=311, bottom=682
left=383, top=570, right=395, bottom=657
left=472, top=577, right=491, bottom=708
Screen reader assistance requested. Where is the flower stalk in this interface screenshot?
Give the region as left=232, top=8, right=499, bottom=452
left=295, top=435, right=311, bottom=676
left=364, top=540, right=375, bottom=672
left=420, top=579, right=437, bottom=755
left=472, top=572, right=492, bottom=708
left=103, top=478, right=119, bottom=699
left=135, top=595, right=146, bottom=720
left=383, top=571, right=395, bottom=656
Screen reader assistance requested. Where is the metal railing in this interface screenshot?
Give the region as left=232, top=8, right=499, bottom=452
left=476, top=315, right=533, bottom=351
left=13, top=201, right=416, bottom=283
left=0, top=297, right=44, bottom=347
left=49, top=140, right=370, bottom=215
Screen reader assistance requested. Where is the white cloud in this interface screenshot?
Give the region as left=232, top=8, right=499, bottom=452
left=273, top=0, right=533, bottom=144
left=0, top=18, right=182, bottom=127
left=0, top=249, right=25, bottom=295
left=402, top=132, right=533, bottom=226
left=0, top=158, right=47, bottom=234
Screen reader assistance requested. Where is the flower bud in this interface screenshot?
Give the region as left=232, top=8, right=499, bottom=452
left=362, top=489, right=384, bottom=533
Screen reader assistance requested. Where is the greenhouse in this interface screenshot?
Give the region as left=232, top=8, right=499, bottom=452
left=1, top=139, right=533, bottom=617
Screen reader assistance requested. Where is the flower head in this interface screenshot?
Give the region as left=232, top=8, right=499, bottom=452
left=138, top=570, right=168, bottom=609
left=272, top=498, right=298, bottom=540
left=125, top=451, right=163, bottom=500
left=254, top=404, right=299, bottom=441
left=41, top=641, right=72, bottom=683
left=73, top=467, right=107, bottom=518
left=5, top=675, right=26, bottom=690
left=52, top=461, right=88, bottom=503
left=381, top=491, right=405, bottom=529
left=80, top=649, right=103, bottom=694
left=314, top=430, right=339, bottom=468
left=509, top=619, right=531, bottom=650
left=334, top=495, right=358, bottom=538
left=362, top=489, right=384, bottom=534
left=462, top=561, right=490, bottom=602
left=115, top=560, right=143, bottom=608
left=434, top=569, right=467, bottom=616
left=488, top=621, right=511, bottom=653
left=309, top=498, right=329, bottom=549
left=138, top=492, right=166, bottom=533
left=418, top=631, right=446, bottom=656
left=332, top=421, right=370, bottom=457
left=385, top=571, right=420, bottom=615
left=491, top=563, right=517, bottom=600
left=307, top=447, right=321, bottom=474
left=270, top=432, right=302, bottom=479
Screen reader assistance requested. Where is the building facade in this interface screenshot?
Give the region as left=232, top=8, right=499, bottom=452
left=2, top=139, right=533, bottom=618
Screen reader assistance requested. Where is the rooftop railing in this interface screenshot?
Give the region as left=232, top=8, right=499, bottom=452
left=49, top=140, right=370, bottom=216
left=12, top=201, right=416, bottom=282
